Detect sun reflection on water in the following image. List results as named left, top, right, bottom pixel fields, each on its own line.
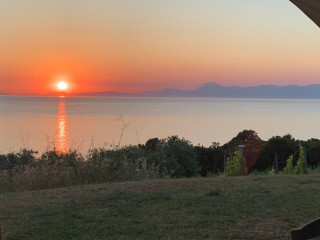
left=56, top=97, right=68, bottom=153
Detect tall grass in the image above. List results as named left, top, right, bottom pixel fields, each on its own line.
left=0, top=136, right=199, bottom=193
left=0, top=148, right=165, bottom=193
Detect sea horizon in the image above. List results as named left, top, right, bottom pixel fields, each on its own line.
left=4, top=81, right=320, bottom=99
left=2, top=95, right=320, bottom=154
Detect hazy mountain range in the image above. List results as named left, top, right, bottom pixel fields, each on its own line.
left=77, top=82, right=320, bottom=99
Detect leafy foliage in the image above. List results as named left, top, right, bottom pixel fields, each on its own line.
left=222, top=130, right=264, bottom=172
left=194, top=142, right=224, bottom=177
left=2, top=130, right=320, bottom=193
left=255, top=134, right=298, bottom=171
left=162, top=136, right=199, bottom=177
left=0, top=136, right=200, bottom=192
left=0, top=149, right=37, bottom=170
left=284, top=155, right=295, bottom=174
left=269, top=165, right=276, bottom=176
left=304, top=139, right=320, bottom=167
left=295, top=146, right=305, bottom=174
left=226, top=150, right=248, bottom=176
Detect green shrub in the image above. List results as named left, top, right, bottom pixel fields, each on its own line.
left=194, top=143, right=224, bottom=177
left=284, top=155, right=295, bottom=174
left=143, top=136, right=199, bottom=178
left=227, top=150, right=247, bottom=176
left=269, top=166, right=276, bottom=176
left=162, top=136, right=199, bottom=178
left=295, top=146, right=305, bottom=174
left=0, top=149, right=38, bottom=171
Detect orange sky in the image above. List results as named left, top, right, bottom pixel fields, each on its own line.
left=1, top=0, right=320, bottom=95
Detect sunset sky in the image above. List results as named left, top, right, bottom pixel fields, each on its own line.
left=1, top=0, right=320, bottom=94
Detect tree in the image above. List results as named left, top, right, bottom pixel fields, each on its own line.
left=143, top=136, right=199, bottom=178
left=194, top=143, right=224, bottom=176
left=163, top=136, right=199, bottom=178
left=304, top=139, right=320, bottom=167
left=223, top=130, right=264, bottom=172
left=255, top=134, right=298, bottom=171
left=226, top=150, right=247, bottom=176
left=144, top=138, right=164, bottom=152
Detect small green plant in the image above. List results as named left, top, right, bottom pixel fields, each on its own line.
left=226, top=150, right=247, bottom=176
left=269, top=165, right=276, bottom=176
left=284, top=155, right=295, bottom=174
left=295, top=146, right=305, bottom=174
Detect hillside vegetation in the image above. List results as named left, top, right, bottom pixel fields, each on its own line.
left=2, top=130, right=320, bottom=193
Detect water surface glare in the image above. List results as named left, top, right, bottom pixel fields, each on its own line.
left=1, top=96, right=320, bottom=153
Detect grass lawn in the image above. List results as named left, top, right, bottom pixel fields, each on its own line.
left=1, top=175, right=320, bottom=239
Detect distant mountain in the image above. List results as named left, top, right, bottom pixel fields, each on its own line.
left=77, top=82, right=320, bottom=99
left=0, top=92, right=6, bottom=95
left=79, top=91, right=139, bottom=97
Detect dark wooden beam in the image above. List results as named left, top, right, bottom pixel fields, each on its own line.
left=290, top=0, right=320, bottom=28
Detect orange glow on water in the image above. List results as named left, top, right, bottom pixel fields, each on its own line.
left=56, top=97, right=68, bottom=153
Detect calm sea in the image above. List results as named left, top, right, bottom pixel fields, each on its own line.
left=1, top=96, right=320, bottom=153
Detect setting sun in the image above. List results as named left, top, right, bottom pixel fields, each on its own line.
left=57, top=81, right=68, bottom=91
